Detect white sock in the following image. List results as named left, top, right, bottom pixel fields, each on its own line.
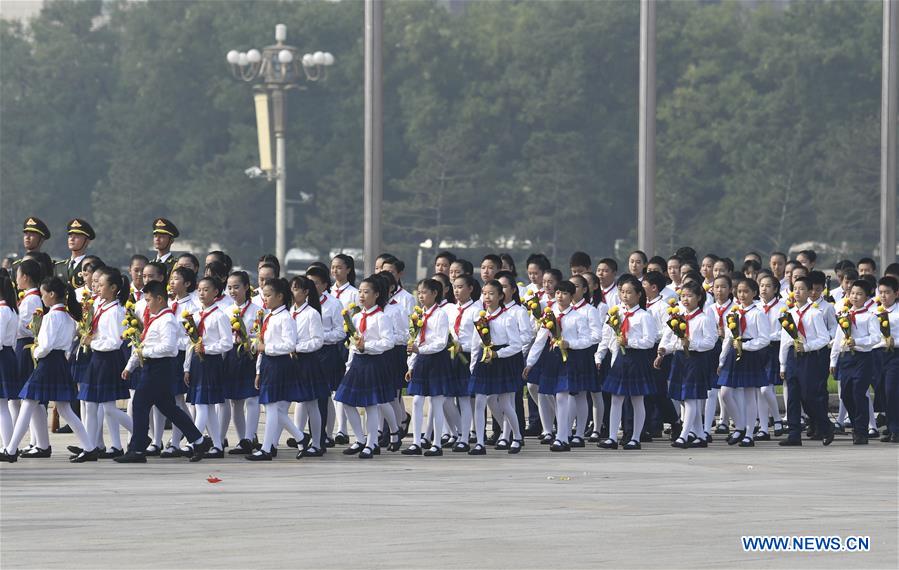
left=84, top=401, right=100, bottom=449
left=326, top=395, right=336, bottom=436
left=554, top=392, right=570, bottom=443
left=411, top=395, right=425, bottom=445
left=95, top=404, right=106, bottom=449
left=630, top=395, right=645, bottom=442
left=101, top=401, right=131, bottom=450
left=301, top=401, right=322, bottom=448
left=458, top=397, right=473, bottom=440
left=744, top=387, right=759, bottom=433
left=364, top=405, right=380, bottom=449
left=343, top=406, right=365, bottom=443
left=294, top=400, right=309, bottom=434
left=56, top=401, right=91, bottom=450
left=336, top=401, right=349, bottom=435
left=152, top=406, right=166, bottom=447
left=537, top=393, right=555, bottom=435
left=30, top=404, right=50, bottom=449
left=278, top=401, right=304, bottom=442
left=867, top=389, right=877, bottom=429
left=244, top=397, right=260, bottom=441
left=5, top=399, right=39, bottom=453
left=260, top=403, right=282, bottom=453
left=704, top=388, right=719, bottom=434
left=608, top=395, right=624, bottom=442
left=590, top=392, right=604, bottom=434
left=231, top=398, right=247, bottom=440
left=380, top=402, right=399, bottom=434
left=474, top=394, right=489, bottom=445
left=0, top=398, right=12, bottom=449
left=717, top=388, right=729, bottom=427
left=429, top=396, right=446, bottom=448
left=574, top=392, right=588, bottom=438
left=720, top=387, right=745, bottom=434
left=442, top=397, right=461, bottom=438
left=527, top=383, right=541, bottom=426
left=170, top=395, right=188, bottom=446
left=218, top=401, right=232, bottom=442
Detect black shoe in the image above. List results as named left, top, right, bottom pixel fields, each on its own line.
left=539, top=433, right=554, bottom=445
left=114, top=451, right=147, bottom=463
left=228, top=439, right=254, bottom=455
left=324, top=436, right=335, bottom=448
left=822, top=432, right=834, bottom=446
left=623, top=440, right=641, bottom=450
left=377, top=431, right=389, bottom=448
left=359, top=446, right=375, bottom=459
left=508, top=440, right=522, bottom=454
left=99, top=447, right=124, bottom=459
left=424, top=446, right=443, bottom=457
left=452, top=442, right=470, bottom=453
left=144, top=444, right=162, bottom=457
left=669, top=422, right=683, bottom=442
left=726, top=430, right=745, bottom=446
left=833, top=422, right=846, bottom=434
left=189, top=438, right=212, bottom=462
left=468, top=431, right=477, bottom=444
left=587, top=431, right=602, bottom=443
left=891, top=434, right=899, bottom=443
left=302, top=447, right=324, bottom=458
left=704, top=432, right=713, bottom=444
left=67, top=445, right=83, bottom=455
left=773, top=424, right=784, bottom=437
left=245, top=449, right=273, bottom=461
left=401, top=444, right=423, bottom=456
left=0, top=450, right=18, bottom=463
left=881, top=432, right=894, bottom=443
left=876, top=413, right=887, bottom=427
left=778, top=439, right=802, bottom=446
left=495, top=438, right=510, bottom=450
left=372, top=445, right=381, bottom=455
left=20, top=446, right=51, bottom=458
left=867, top=427, right=880, bottom=438
left=334, top=432, right=349, bottom=445
left=468, top=444, right=486, bottom=456
left=440, top=434, right=451, bottom=446
left=160, top=445, right=183, bottom=458
left=271, top=447, right=278, bottom=458
left=549, top=440, right=570, bottom=452
left=714, top=424, right=729, bottom=435
left=598, top=438, right=618, bottom=450
left=203, top=447, right=224, bottom=459
left=639, top=432, right=653, bottom=443
left=738, top=437, right=755, bottom=447
left=569, top=436, right=585, bottom=448
left=485, top=432, right=499, bottom=446
left=343, top=442, right=365, bottom=455
left=691, top=437, right=708, bottom=448
left=56, top=424, right=74, bottom=434
left=524, top=424, right=542, bottom=437
left=387, top=432, right=402, bottom=452
left=852, top=433, right=869, bottom=445
left=420, top=437, right=432, bottom=450
left=70, top=448, right=100, bottom=463
left=671, top=437, right=687, bottom=449
left=754, top=431, right=771, bottom=441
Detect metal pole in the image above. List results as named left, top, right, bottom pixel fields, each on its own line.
left=881, top=0, right=898, bottom=270
left=363, top=0, right=384, bottom=276
left=272, top=89, right=287, bottom=263
left=637, top=0, right=656, bottom=256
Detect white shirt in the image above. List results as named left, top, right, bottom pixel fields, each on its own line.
left=16, top=289, right=42, bottom=339
left=526, top=305, right=591, bottom=367
left=330, top=283, right=359, bottom=310
left=170, top=295, right=201, bottom=352
left=779, top=301, right=831, bottom=372
left=184, top=305, right=234, bottom=371
left=709, top=299, right=735, bottom=338
left=214, top=294, right=236, bottom=312
left=319, top=293, right=345, bottom=345
left=88, top=300, right=126, bottom=352
left=572, top=299, right=606, bottom=345
left=32, top=304, right=75, bottom=359
left=598, top=283, right=619, bottom=309
left=0, top=303, right=17, bottom=347
left=255, top=306, right=298, bottom=374
left=718, top=303, right=771, bottom=368
left=407, top=304, right=449, bottom=368
left=644, top=295, right=669, bottom=344
left=830, top=305, right=882, bottom=366
left=229, top=299, right=264, bottom=349
left=347, top=306, right=395, bottom=366
left=812, top=297, right=838, bottom=339
left=390, top=288, right=416, bottom=317
left=661, top=284, right=680, bottom=302
left=445, top=299, right=482, bottom=352
left=659, top=307, right=717, bottom=354
left=596, top=305, right=659, bottom=364
left=758, top=297, right=787, bottom=342
left=292, top=302, right=324, bottom=354
left=126, top=308, right=178, bottom=371
left=874, top=303, right=899, bottom=349
left=505, top=302, right=534, bottom=355
left=469, top=306, right=524, bottom=372
left=384, top=301, right=407, bottom=346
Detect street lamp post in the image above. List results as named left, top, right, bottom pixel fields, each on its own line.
left=226, top=24, right=334, bottom=262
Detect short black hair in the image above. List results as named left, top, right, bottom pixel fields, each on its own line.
left=143, top=280, right=167, bottom=298
left=807, top=270, right=827, bottom=287
left=798, top=249, right=818, bottom=263
left=857, top=257, right=877, bottom=271
left=569, top=251, right=591, bottom=269
left=644, top=271, right=667, bottom=292
left=597, top=258, right=618, bottom=272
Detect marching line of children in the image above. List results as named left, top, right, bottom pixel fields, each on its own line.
left=2, top=215, right=899, bottom=465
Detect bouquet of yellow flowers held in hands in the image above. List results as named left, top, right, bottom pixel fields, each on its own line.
left=24, top=308, right=45, bottom=367
left=605, top=306, right=626, bottom=355
left=836, top=300, right=855, bottom=354
left=538, top=307, right=568, bottom=362
left=665, top=301, right=690, bottom=356
left=76, top=297, right=95, bottom=356
left=341, top=303, right=362, bottom=347
left=230, top=307, right=253, bottom=356
left=120, top=315, right=143, bottom=366
left=474, top=310, right=495, bottom=363
left=778, top=308, right=804, bottom=355
left=408, top=306, right=425, bottom=348
left=446, top=333, right=468, bottom=364
left=522, top=290, right=543, bottom=321
left=726, top=306, right=743, bottom=361
left=877, top=305, right=892, bottom=352
left=251, top=309, right=265, bottom=352
left=181, top=311, right=205, bottom=360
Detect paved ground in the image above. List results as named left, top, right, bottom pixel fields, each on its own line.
left=1, top=426, right=896, bottom=570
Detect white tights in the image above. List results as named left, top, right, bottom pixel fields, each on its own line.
left=0, top=398, right=13, bottom=448
left=193, top=403, right=222, bottom=449
left=590, top=392, right=604, bottom=435
left=720, top=386, right=753, bottom=434
left=293, top=399, right=322, bottom=449
left=84, top=401, right=132, bottom=451
left=573, top=392, right=589, bottom=438
left=608, top=394, right=645, bottom=443
left=537, top=392, right=555, bottom=435
left=5, top=400, right=89, bottom=454
left=342, top=405, right=381, bottom=449
left=554, top=392, right=572, bottom=443
left=758, top=385, right=782, bottom=433
left=219, top=397, right=259, bottom=442
left=413, top=395, right=447, bottom=448
left=154, top=394, right=190, bottom=447
left=260, top=401, right=304, bottom=453
left=682, top=399, right=703, bottom=438
left=704, top=388, right=720, bottom=435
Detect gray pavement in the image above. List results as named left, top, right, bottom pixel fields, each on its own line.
left=1, top=428, right=897, bottom=570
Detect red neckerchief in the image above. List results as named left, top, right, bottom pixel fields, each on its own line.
left=17, top=289, right=39, bottom=308
left=572, top=299, right=587, bottom=311
left=214, top=294, right=225, bottom=304
left=142, top=304, right=151, bottom=325
left=850, top=307, right=868, bottom=327
left=600, top=284, right=615, bottom=304
left=454, top=300, right=473, bottom=335
left=141, top=308, right=173, bottom=342
left=50, top=305, right=67, bottom=313
left=714, top=300, right=733, bottom=329
left=485, top=306, right=506, bottom=323
left=556, top=307, right=571, bottom=334
left=684, top=307, right=703, bottom=338
left=737, top=304, right=755, bottom=335
left=334, top=284, right=350, bottom=299
left=197, top=306, right=219, bottom=336
left=237, top=301, right=251, bottom=319
left=546, top=299, right=555, bottom=309
left=762, top=298, right=779, bottom=314
left=291, top=303, right=309, bottom=320
left=419, top=304, right=437, bottom=344
left=133, top=289, right=143, bottom=302
left=620, top=307, right=637, bottom=345
left=360, top=306, right=382, bottom=334
left=90, top=300, right=117, bottom=334
left=796, top=302, right=813, bottom=338
left=319, top=293, right=327, bottom=305
left=646, top=296, right=662, bottom=309
left=260, top=306, right=285, bottom=341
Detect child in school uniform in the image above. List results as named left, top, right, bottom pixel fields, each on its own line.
left=539, top=269, right=563, bottom=311
left=377, top=270, right=408, bottom=446
left=287, top=276, right=327, bottom=458
left=757, top=272, right=786, bottom=438
left=777, top=276, right=834, bottom=446
left=595, top=274, right=658, bottom=450
left=830, top=279, right=882, bottom=444
left=524, top=281, right=593, bottom=451
left=306, top=266, right=346, bottom=449
left=571, top=274, right=608, bottom=444
left=595, top=258, right=620, bottom=309
left=706, top=275, right=735, bottom=441
left=495, top=271, right=533, bottom=447
left=875, top=276, right=899, bottom=443
left=183, top=277, right=234, bottom=458
left=334, top=277, right=398, bottom=459
left=1, top=278, right=93, bottom=463
left=447, top=275, right=482, bottom=452
left=655, top=281, right=716, bottom=448
left=76, top=267, right=134, bottom=459
left=403, top=278, right=453, bottom=456
left=222, top=271, right=263, bottom=455
left=643, top=271, right=681, bottom=441
left=423, top=272, right=462, bottom=446
left=468, top=279, right=524, bottom=455
left=330, top=254, right=359, bottom=310
left=717, top=278, right=771, bottom=447
left=0, top=274, right=20, bottom=449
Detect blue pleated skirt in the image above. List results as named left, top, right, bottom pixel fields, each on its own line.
left=707, top=338, right=723, bottom=390
left=764, top=341, right=783, bottom=385
left=408, top=349, right=456, bottom=397
left=667, top=350, right=712, bottom=400
left=293, top=351, right=326, bottom=403
left=527, top=343, right=557, bottom=386
left=15, top=337, right=34, bottom=386
left=602, top=348, right=655, bottom=396
left=187, top=353, right=225, bottom=405
left=387, top=345, right=408, bottom=391
left=335, top=353, right=394, bottom=407
left=258, top=354, right=302, bottom=404
left=19, top=350, right=77, bottom=402
left=0, top=346, right=20, bottom=400
left=70, top=348, right=92, bottom=389
left=121, top=342, right=142, bottom=391
left=717, top=346, right=768, bottom=388
left=79, top=349, right=129, bottom=402
left=448, top=351, right=473, bottom=397
left=542, top=347, right=595, bottom=395
left=170, top=350, right=188, bottom=396
left=223, top=347, right=258, bottom=400
left=469, top=352, right=524, bottom=396
left=317, top=343, right=346, bottom=392
left=583, top=345, right=603, bottom=392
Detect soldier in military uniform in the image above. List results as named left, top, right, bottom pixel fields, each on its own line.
left=11, top=217, right=51, bottom=275
left=53, top=218, right=95, bottom=289
left=151, top=218, right=179, bottom=280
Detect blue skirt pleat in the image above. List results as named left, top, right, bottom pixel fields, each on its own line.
left=14, top=337, right=34, bottom=386
left=335, top=353, right=394, bottom=406
left=0, top=345, right=21, bottom=399
left=667, top=350, right=712, bottom=400
left=19, top=350, right=77, bottom=402
left=79, top=349, right=129, bottom=402
left=408, top=349, right=457, bottom=397
left=468, top=352, right=524, bottom=396
left=602, top=348, right=655, bottom=396
left=717, top=346, right=768, bottom=388
left=293, top=351, right=326, bottom=403
left=187, top=353, right=225, bottom=405
left=258, top=354, right=302, bottom=404
left=223, top=347, right=258, bottom=400
left=386, top=345, right=408, bottom=391
left=448, top=351, right=473, bottom=397
left=318, top=343, right=346, bottom=392
left=764, top=342, right=783, bottom=386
